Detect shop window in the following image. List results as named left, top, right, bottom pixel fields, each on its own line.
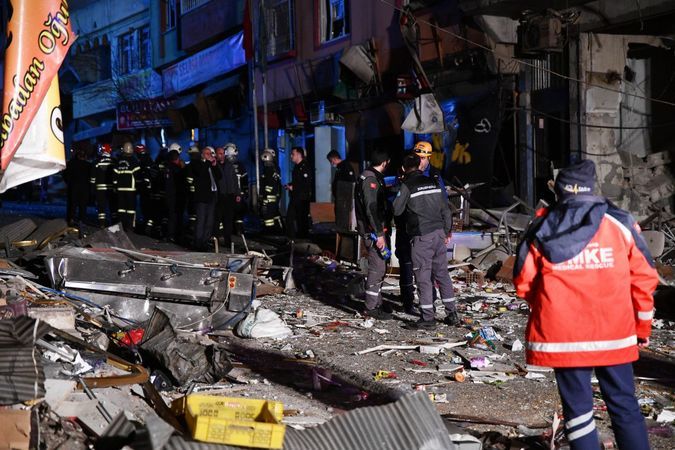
left=317, top=0, right=349, bottom=44
left=264, top=0, right=295, bottom=59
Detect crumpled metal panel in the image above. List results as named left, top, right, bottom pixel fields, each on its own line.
left=44, top=250, right=256, bottom=330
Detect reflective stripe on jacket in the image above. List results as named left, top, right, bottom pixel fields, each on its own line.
left=514, top=201, right=658, bottom=368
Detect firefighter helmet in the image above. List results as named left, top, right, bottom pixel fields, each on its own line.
left=168, top=142, right=182, bottom=153
left=188, top=145, right=200, bottom=154
left=261, top=148, right=275, bottom=163
left=122, top=142, right=134, bottom=155
left=99, top=143, right=112, bottom=155
left=134, top=144, right=147, bottom=154
left=414, top=141, right=433, bottom=157
left=223, top=143, right=238, bottom=161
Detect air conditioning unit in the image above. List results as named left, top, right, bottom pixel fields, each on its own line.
left=518, top=15, right=563, bottom=54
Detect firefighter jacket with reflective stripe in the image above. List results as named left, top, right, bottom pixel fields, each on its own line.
left=232, top=161, right=248, bottom=197
left=354, top=167, right=390, bottom=238
left=513, top=197, right=658, bottom=368
left=260, top=165, right=281, bottom=204
left=113, top=158, right=141, bottom=192
left=393, top=170, right=452, bottom=237
left=91, top=155, right=115, bottom=191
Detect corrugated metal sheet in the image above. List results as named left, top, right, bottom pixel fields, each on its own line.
left=0, top=315, right=50, bottom=345
left=163, top=393, right=455, bottom=450
left=0, top=317, right=48, bottom=405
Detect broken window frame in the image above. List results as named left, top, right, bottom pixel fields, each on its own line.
left=263, top=0, right=296, bottom=61
left=317, top=0, right=350, bottom=45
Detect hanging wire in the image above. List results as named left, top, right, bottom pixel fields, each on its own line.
left=378, top=0, right=675, bottom=108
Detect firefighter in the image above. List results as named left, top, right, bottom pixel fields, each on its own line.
left=259, top=148, right=283, bottom=231
left=135, top=144, right=154, bottom=233
left=393, top=154, right=458, bottom=329
left=163, top=149, right=187, bottom=243
left=90, top=143, right=115, bottom=227
left=514, top=160, right=658, bottom=450
left=64, top=149, right=92, bottom=226
left=184, top=144, right=201, bottom=232
left=224, top=143, right=248, bottom=235
left=354, top=148, right=391, bottom=320
left=113, top=142, right=141, bottom=230
left=285, top=146, right=313, bottom=239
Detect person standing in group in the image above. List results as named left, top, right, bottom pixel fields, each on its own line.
left=163, top=150, right=186, bottom=243
left=414, top=141, right=447, bottom=195
left=192, top=146, right=220, bottom=251
left=64, top=149, right=91, bottom=227
left=285, top=147, right=313, bottom=239
left=393, top=154, right=458, bottom=329
left=134, top=144, right=154, bottom=234
left=113, top=142, right=141, bottom=231
left=354, top=148, right=392, bottom=320
left=223, top=143, right=248, bottom=235
left=90, top=143, right=115, bottom=228
left=215, top=146, right=238, bottom=248
left=326, top=149, right=356, bottom=204
left=259, top=149, right=283, bottom=232
left=514, top=160, right=658, bottom=450
left=184, top=144, right=202, bottom=232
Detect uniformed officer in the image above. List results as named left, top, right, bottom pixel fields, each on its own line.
left=90, top=143, right=115, bottom=227
left=151, top=146, right=169, bottom=237
left=224, top=143, right=248, bottom=235
left=259, top=148, right=283, bottom=231
left=135, top=144, right=154, bottom=233
left=64, top=149, right=91, bottom=226
left=393, top=153, right=458, bottom=329
left=184, top=144, right=201, bottom=231
left=285, top=146, right=313, bottom=239
left=354, top=148, right=392, bottom=320
left=163, top=150, right=186, bottom=243
left=215, top=146, right=238, bottom=248
left=396, top=141, right=449, bottom=313
left=326, top=149, right=356, bottom=201
left=113, top=142, right=141, bottom=231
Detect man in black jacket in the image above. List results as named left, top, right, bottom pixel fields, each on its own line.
left=192, top=146, right=220, bottom=251
left=354, top=148, right=392, bottom=320
left=285, top=147, right=313, bottom=239
left=163, top=150, right=186, bottom=243
left=393, top=154, right=458, bottom=329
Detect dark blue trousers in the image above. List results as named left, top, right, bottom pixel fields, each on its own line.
left=555, top=363, right=649, bottom=450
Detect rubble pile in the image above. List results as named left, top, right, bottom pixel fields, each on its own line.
left=0, top=219, right=671, bottom=450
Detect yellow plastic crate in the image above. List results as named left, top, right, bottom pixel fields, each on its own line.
left=172, top=395, right=286, bottom=449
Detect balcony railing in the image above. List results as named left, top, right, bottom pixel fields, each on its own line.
left=180, top=0, right=211, bottom=14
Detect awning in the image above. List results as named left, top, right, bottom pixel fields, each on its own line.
left=201, top=74, right=240, bottom=97
left=170, top=93, right=197, bottom=110
left=72, top=120, right=115, bottom=142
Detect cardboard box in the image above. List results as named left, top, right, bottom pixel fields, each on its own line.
left=0, top=409, right=31, bottom=450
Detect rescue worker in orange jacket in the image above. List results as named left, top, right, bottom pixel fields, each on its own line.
left=514, top=160, right=658, bottom=450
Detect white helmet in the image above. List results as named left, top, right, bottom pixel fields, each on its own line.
left=122, top=141, right=133, bottom=155
left=168, top=142, right=182, bottom=153
left=188, top=144, right=200, bottom=155
left=223, top=142, right=238, bottom=161
left=261, top=148, right=275, bottom=163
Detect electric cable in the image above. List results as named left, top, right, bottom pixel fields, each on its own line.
left=379, top=0, right=675, bottom=108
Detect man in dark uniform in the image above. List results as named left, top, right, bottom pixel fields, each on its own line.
left=163, top=150, right=186, bottom=243
left=113, top=142, right=141, bottom=231
left=354, top=148, right=392, bottom=320
left=64, top=149, right=91, bottom=226
left=192, top=146, right=220, bottom=251
left=285, top=146, right=313, bottom=239
left=393, top=154, right=458, bottom=329
left=151, top=147, right=169, bottom=237
left=260, top=148, right=283, bottom=232
left=134, top=144, right=154, bottom=234
left=326, top=149, right=355, bottom=202
left=184, top=144, right=201, bottom=232
left=90, top=143, right=115, bottom=227
left=215, top=146, right=238, bottom=248
left=223, top=143, right=248, bottom=235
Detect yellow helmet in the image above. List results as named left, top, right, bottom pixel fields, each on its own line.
left=414, top=141, right=432, bottom=157
left=122, top=142, right=133, bottom=155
